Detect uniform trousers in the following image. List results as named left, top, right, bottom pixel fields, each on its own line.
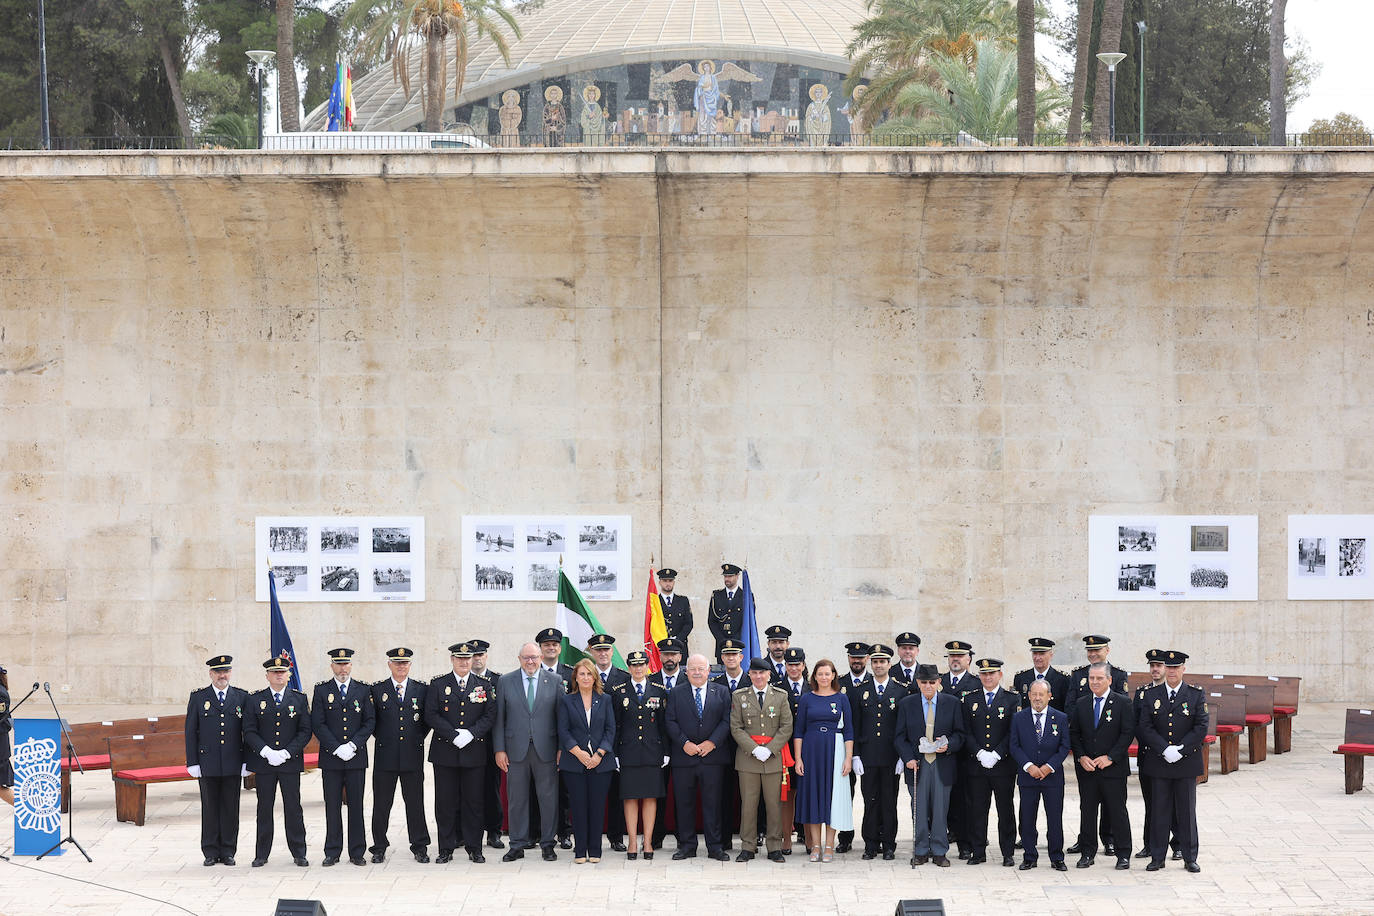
left=966, top=766, right=1017, bottom=858
left=737, top=770, right=783, bottom=852
left=371, top=767, right=430, bottom=855
left=564, top=769, right=612, bottom=858
left=198, top=774, right=241, bottom=860
left=947, top=756, right=971, bottom=852
left=859, top=769, right=901, bottom=853
left=482, top=755, right=504, bottom=837
left=1017, top=780, right=1064, bottom=863
left=1139, top=774, right=1179, bottom=852
left=322, top=769, right=367, bottom=859
left=1075, top=772, right=1130, bottom=858
left=433, top=763, right=485, bottom=853
left=674, top=764, right=725, bottom=853
left=906, top=760, right=951, bottom=857
left=254, top=770, right=306, bottom=860
left=1149, top=775, right=1199, bottom=863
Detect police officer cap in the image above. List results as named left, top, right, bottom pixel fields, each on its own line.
left=468, top=639, right=491, bottom=653
left=263, top=656, right=290, bottom=671
left=895, top=632, right=921, bottom=647
left=944, top=640, right=972, bottom=655
left=1145, top=648, right=1166, bottom=663
left=783, top=647, right=806, bottom=664
left=1082, top=634, right=1111, bottom=649
left=721, top=563, right=742, bottom=575
left=626, top=650, right=649, bottom=666
left=385, top=647, right=414, bottom=661
left=206, top=655, right=233, bottom=669
left=587, top=633, right=616, bottom=650
left=448, top=642, right=476, bottom=658
left=844, top=641, right=871, bottom=657
left=1163, top=650, right=1189, bottom=666
left=764, top=625, right=792, bottom=639
left=656, top=637, right=685, bottom=654
left=975, top=658, right=1003, bottom=673
left=657, top=568, right=678, bottom=579
left=748, top=657, right=773, bottom=672
left=536, top=627, right=563, bottom=644
left=719, top=639, right=744, bottom=654
left=1028, top=637, right=1056, bottom=651
left=327, top=648, right=355, bottom=662
left=914, top=663, right=942, bottom=682
left=868, top=644, right=895, bottom=660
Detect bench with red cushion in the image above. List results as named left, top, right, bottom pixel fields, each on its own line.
left=1204, top=690, right=1246, bottom=775
left=57, top=716, right=183, bottom=813
left=1334, top=709, right=1374, bottom=794
left=1198, top=681, right=1274, bottom=765
left=107, top=732, right=198, bottom=826
left=1191, top=673, right=1301, bottom=754
left=1126, top=705, right=1218, bottom=784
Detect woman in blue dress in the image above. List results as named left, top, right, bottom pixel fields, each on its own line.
left=791, top=658, right=853, bottom=862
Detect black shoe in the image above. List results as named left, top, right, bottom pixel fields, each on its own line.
left=414, top=852, right=430, bottom=864
left=735, top=850, right=755, bottom=862
left=487, top=833, right=505, bottom=849
left=1002, top=856, right=1015, bottom=867
left=1104, top=843, right=1115, bottom=856
left=781, top=849, right=792, bottom=856
left=1067, top=842, right=1083, bottom=855
left=1076, top=855, right=1095, bottom=868
left=1146, top=860, right=1165, bottom=871
left=1051, top=860, right=1068, bottom=871
left=861, top=849, right=878, bottom=860
left=293, top=857, right=309, bottom=867
left=957, top=849, right=970, bottom=860
left=967, top=853, right=987, bottom=865
left=322, top=856, right=339, bottom=866
left=523, top=841, right=538, bottom=850
left=541, top=846, right=557, bottom=861
left=251, top=858, right=267, bottom=868
left=835, top=842, right=851, bottom=854
left=1172, top=849, right=1183, bottom=861
left=203, top=857, right=217, bottom=867
left=1018, top=860, right=1037, bottom=870
left=883, top=851, right=896, bottom=861
left=558, top=835, right=573, bottom=850
left=349, top=857, right=366, bottom=866
left=709, top=850, right=731, bottom=861
left=221, top=856, right=236, bottom=867
left=610, top=840, right=627, bottom=852
left=1184, top=860, right=1201, bottom=873
left=1116, top=858, right=1130, bottom=870
left=911, top=854, right=928, bottom=866
left=502, top=848, right=524, bottom=862
left=672, top=849, right=696, bottom=860
left=932, top=855, right=950, bottom=867
left=469, top=851, right=485, bottom=863
left=371, top=853, right=385, bottom=864
left=436, top=852, right=453, bottom=864
left=768, top=851, right=785, bottom=863
left=643, top=852, right=654, bottom=860
left=1136, top=847, right=1152, bottom=858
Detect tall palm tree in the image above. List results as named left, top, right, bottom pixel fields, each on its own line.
left=1269, top=0, right=1287, bottom=145
left=343, top=0, right=521, bottom=132
left=277, top=0, right=301, bottom=132
left=1066, top=0, right=1092, bottom=143
left=1090, top=0, right=1126, bottom=142
left=1016, top=0, right=1035, bottom=145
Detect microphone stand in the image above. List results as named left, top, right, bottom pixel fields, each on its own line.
left=37, top=683, right=92, bottom=862
left=0, top=683, right=42, bottom=861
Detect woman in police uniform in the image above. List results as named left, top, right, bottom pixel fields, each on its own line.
left=613, top=650, right=670, bottom=859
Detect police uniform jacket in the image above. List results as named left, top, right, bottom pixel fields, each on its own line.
left=941, top=670, right=980, bottom=703
left=659, top=592, right=693, bottom=645
left=597, top=666, right=632, bottom=693
left=424, top=671, right=496, bottom=768
left=1066, top=664, right=1129, bottom=709
left=850, top=677, right=909, bottom=767
left=243, top=687, right=311, bottom=774
left=1135, top=682, right=1209, bottom=780
left=611, top=679, right=670, bottom=766
left=185, top=684, right=250, bottom=776
left=783, top=679, right=810, bottom=719
left=729, top=683, right=793, bottom=774
left=707, top=588, right=744, bottom=650
left=1067, top=689, right=1135, bottom=774
left=960, top=685, right=1020, bottom=775
left=371, top=677, right=430, bottom=771
left=891, top=663, right=921, bottom=687
left=540, top=664, right=573, bottom=687
left=310, top=678, right=376, bottom=770
left=648, top=669, right=686, bottom=692
left=1012, top=666, right=1071, bottom=712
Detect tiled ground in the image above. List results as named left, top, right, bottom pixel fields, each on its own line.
left=2, top=702, right=1372, bottom=916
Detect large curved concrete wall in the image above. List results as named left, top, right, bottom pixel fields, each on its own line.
left=2, top=149, right=1372, bottom=703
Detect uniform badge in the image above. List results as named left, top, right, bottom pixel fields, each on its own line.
left=1105, top=709, right=1113, bottom=722
left=411, top=698, right=420, bottom=710
left=1181, top=703, right=1189, bottom=715
left=470, top=687, right=487, bottom=703
left=260, top=700, right=267, bottom=710
left=204, top=701, right=211, bottom=711
left=444, top=685, right=451, bottom=696
left=646, top=697, right=661, bottom=709
left=863, top=691, right=870, bottom=700
left=997, top=706, right=1005, bottom=718
left=1080, top=678, right=1087, bottom=686
left=353, top=699, right=361, bottom=712
left=235, top=705, right=242, bottom=718
left=328, top=693, right=335, bottom=704
left=624, top=698, right=631, bottom=708
left=288, top=705, right=297, bottom=718
left=972, top=703, right=979, bottom=712
left=1051, top=723, right=1059, bottom=736
left=382, top=692, right=389, bottom=703
left=1154, top=699, right=1161, bottom=710
left=414, top=712, right=421, bottom=722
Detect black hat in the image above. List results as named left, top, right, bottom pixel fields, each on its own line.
left=536, top=627, right=564, bottom=644
left=914, top=663, right=941, bottom=682
left=783, top=647, right=806, bottom=664
left=1028, top=637, right=1056, bottom=651
left=868, top=643, right=894, bottom=660
left=657, top=637, right=684, bottom=654
left=385, top=647, right=415, bottom=661
left=448, top=642, right=476, bottom=658
left=587, top=633, right=616, bottom=650
left=764, top=625, right=792, bottom=640
left=1082, top=634, right=1111, bottom=649
left=327, top=648, right=355, bottom=663
left=263, top=657, right=290, bottom=671
left=844, top=641, right=871, bottom=657
left=469, top=639, right=490, bottom=653
left=944, top=640, right=972, bottom=655
left=1163, top=650, right=1189, bottom=667
left=721, top=563, right=742, bottom=575
left=719, top=639, right=744, bottom=654
left=626, top=650, right=650, bottom=666
left=895, top=632, right=921, bottom=647
left=657, top=568, right=677, bottom=580
left=1145, top=648, right=1166, bottom=663
left=206, top=655, right=233, bottom=670
left=748, top=657, right=773, bottom=672
left=975, top=658, right=1003, bottom=674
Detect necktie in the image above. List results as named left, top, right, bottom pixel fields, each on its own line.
left=1035, top=712, right=1044, bottom=738
left=793, top=683, right=800, bottom=696
left=1093, top=695, right=1102, bottom=726
left=636, top=683, right=644, bottom=701
left=665, top=595, right=671, bottom=606
left=273, top=692, right=282, bottom=706
left=924, top=699, right=937, bottom=762
left=601, top=671, right=608, bottom=686
left=777, top=663, right=784, bottom=678
left=987, top=692, right=995, bottom=705
left=217, top=690, right=225, bottom=705
left=1169, top=689, right=1177, bottom=703
left=694, top=688, right=704, bottom=718
left=905, top=668, right=912, bottom=681
left=665, top=676, right=674, bottom=690
left=526, top=675, right=536, bottom=711
left=729, top=679, right=736, bottom=691
left=757, top=690, right=765, bottom=708
left=397, top=683, right=404, bottom=703
left=458, top=679, right=466, bottom=693
left=877, top=683, right=884, bottom=697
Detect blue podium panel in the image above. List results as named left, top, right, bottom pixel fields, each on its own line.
left=13, top=718, right=64, bottom=856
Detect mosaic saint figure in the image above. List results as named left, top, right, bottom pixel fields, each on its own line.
left=498, top=89, right=522, bottom=147
left=543, top=84, right=566, bottom=146
left=845, top=84, right=868, bottom=140
left=804, top=84, right=832, bottom=147
left=660, top=60, right=761, bottom=136
left=580, top=84, right=607, bottom=146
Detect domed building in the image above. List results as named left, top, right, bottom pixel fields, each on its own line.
left=305, top=0, right=872, bottom=144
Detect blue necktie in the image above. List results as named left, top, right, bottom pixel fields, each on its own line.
left=877, top=683, right=884, bottom=697
left=274, top=692, right=282, bottom=707
left=1094, top=695, right=1103, bottom=726
left=694, top=688, right=704, bottom=719
left=1035, top=712, right=1044, bottom=738
left=636, top=683, right=644, bottom=701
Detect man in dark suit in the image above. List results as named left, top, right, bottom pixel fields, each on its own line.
left=425, top=642, right=496, bottom=863
left=891, top=632, right=921, bottom=686
left=1065, top=634, right=1130, bottom=857
left=1012, top=637, right=1071, bottom=712
left=311, top=647, right=376, bottom=866
left=470, top=638, right=509, bottom=850
left=1068, top=661, right=1135, bottom=870
left=895, top=664, right=967, bottom=867
left=763, top=625, right=791, bottom=684
left=533, top=628, right=574, bottom=849
left=186, top=654, right=249, bottom=866
left=1133, top=649, right=1178, bottom=859
left=961, top=658, right=1020, bottom=867
left=1136, top=650, right=1208, bottom=873
left=850, top=643, right=908, bottom=861
left=707, top=563, right=746, bottom=662
left=369, top=647, right=431, bottom=864
left=647, top=637, right=686, bottom=851
left=243, top=655, right=311, bottom=868
left=493, top=643, right=564, bottom=862
left=665, top=653, right=732, bottom=860
left=836, top=641, right=870, bottom=853
left=1010, top=680, right=1070, bottom=870
left=586, top=633, right=630, bottom=850
left=657, top=568, right=693, bottom=653
left=940, top=640, right=977, bottom=859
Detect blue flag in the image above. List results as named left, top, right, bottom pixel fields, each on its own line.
left=326, top=63, right=344, bottom=131
left=268, top=569, right=303, bottom=692
left=740, top=568, right=762, bottom=664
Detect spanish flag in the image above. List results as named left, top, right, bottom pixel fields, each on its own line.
left=642, top=566, right=667, bottom=671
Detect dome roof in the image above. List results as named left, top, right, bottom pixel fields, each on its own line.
left=310, top=0, right=867, bottom=131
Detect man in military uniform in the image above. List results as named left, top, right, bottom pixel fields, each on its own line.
left=311, top=647, right=376, bottom=866
left=707, top=563, right=746, bottom=662
left=940, top=640, right=977, bottom=859
left=425, top=642, right=497, bottom=863
left=782, top=647, right=809, bottom=702
left=369, top=647, right=431, bottom=863
left=1134, top=649, right=1178, bottom=860
left=657, top=568, right=693, bottom=653
left=1137, top=650, right=1207, bottom=873
left=961, top=658, right=1020, bottom=867
left=244, top=655, right=311, bottom=868
left=470, top=638, right=507, bottom=849
left=713, top=639, right=748, bottom=849
left=1065, top=635, right=1128, bottom=857
left=1013, top=637, right=1070, bottom=712
left=850, top=643, right=908, bottom=860
left=891, top=633, right=921, bottom=685
left=764, top=625, right=791, bottom=683
left=588, top=633, right=630, bottom=850
left=186, top=655, right=249, bottom=866
left=730, top=657, right=794, bottom=863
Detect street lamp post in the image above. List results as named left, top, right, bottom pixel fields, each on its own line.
left=1136, top=22, right=1147, bottom=145
left=246, top=50, right=276, bottom=149
left=1096, top=51, right=1127, bottom=143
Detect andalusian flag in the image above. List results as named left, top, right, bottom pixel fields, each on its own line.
left=642, top=566, right=667, bottom=671
left=556, top=567, right=626, bottom=668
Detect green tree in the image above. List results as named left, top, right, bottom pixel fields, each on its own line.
left=1090, top=0, right=1124, bottom=141
left=1304, top=113, right=1371, bottom=146
left=1016, top=0, right=1035, bottom=143
left=276, top=0, right=300, bottom=130
left=1065, top=0, right=1092, bottom=141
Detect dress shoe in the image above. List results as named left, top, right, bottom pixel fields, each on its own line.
left=1051, top=860, right=1068, bottom=871
left=371, top=853, right=385, bottom=864
left=322, top=856, right=339, bottom=866
left=768, top=851, right=785, bottom=863
left=1018, top=860, right=1037, bottom=870
left=293, top=857, right=309, bottom=867
left=1146, top=860, right=1165, bottom=871
left=933, top=855, right=950, bottom=867
left=203, top=857, right=217, bottom=867
left=627, top=852, right=638, bottom=860
left=251, top=858, right=267, bottom=868
left=1115, top=858, right=1130, bottom=870
left=1076, top=855, right=1095, bottom=868
left=835, top=842, right=851, bottom=854
left=588, top=857, right=601, bottom=863
left=957, top=849, right=970, bottom=860
left=541, top=846, right=557, bottom=861
left=414, top=852, right=430, bottom=864
left=574, top=857, right=587, bottom=864
left=221, top=856, right=236, bottom=867
left=672, top=849, right=695, bottom=860
left=502, top=848, right=524, bottom=862
left=736, top=850, right=755, bottom=862
left=523, top=841, right=538, bottom=850
left=710, top=850, right=731, bottom=861
left=883, top=851, right=896, bottom=861
left=436, top=852, right=453, bottom=864
left=558, top=836, right=572, bottom=850
left=1002, top=856, right=1015, bottom=867
left=469, top=851, right=485, bottom=863
left=487, top=833, right=506, bottom=849
left=781, top=848, right=792, bottom=855
left=1184, top=860, right=1201, bottom=873
left=967, top=853, right=987, bottom=865
left=1067, top=842, right=1083, bottom=855
left=862, top=849, right=877, bottom=860
left=610, top=840, right=627, bottom=852
left=910, top=855, right=928, bottom=867
left=1172, top=849, right=1183, bottom=861
left=349, top=857, right=366, bottom=866
left=1104, top=843, right=1115, bottom=856
left=1136, top=847, right=1152, bottom=858
left=643, top=852, right=654, bottom=861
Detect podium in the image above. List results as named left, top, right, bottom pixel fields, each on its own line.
left=11, top=718, right=64, bottom=856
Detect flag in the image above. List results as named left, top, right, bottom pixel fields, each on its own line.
left=268, top=568, right=303, bottom=692
left=342, top=64, right=354, bottom=130
left=740, top=567, right=762, bottom=664
left=556, top=567, right=626, bottom=669
left=326, top=63, right=354, bottom=132
left=642, top=566, right=667, bottom=672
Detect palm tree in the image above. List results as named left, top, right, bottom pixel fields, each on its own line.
left=1066, top=0, right=1092, bottom=142
left=277, top=0, right=301, bottom=132
left=1090, top=0, right=1126, bottom=142
left=1016, top=0, right=1034, bottom=145
left=1269, top=0, right=1287, bottom=145
left=343, top=0, right=521, bottom=133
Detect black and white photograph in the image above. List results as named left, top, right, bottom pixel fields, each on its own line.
left=373, top=526, right=411, bottom=553
left=1297, top=537, right=1326, bottom=577
left=1118, top=563, right=1156, bottom=592
left=373, top=565, right=412, bottom=593
left=578, top=561, right=618, bottom=592
left=322, top=565, right=360, bottom=592
left=1118, top=525, right=1156, bottom=552
left=270, top=526, right=308, bottom=553
left=1191, top=525, right=1229, bottom=552
left=580, top=524, right=618, bottom=551
left=1190, top=563, right=1230, bottom=591
left=474, top=562, right=515, bottom=592
left=476, top=525, right=516, bottom=552
left=528, top=562, right=559, bottom=591
left=275, top=565, right=308, bottom=593
left=527, top=524, right=565, bottom=552
left=321, top=526, right=359, bottom=553
left=1340, top=538, right=1368, bottom=577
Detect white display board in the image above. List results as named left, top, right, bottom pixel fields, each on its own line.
left=1088, top=515, right=1258, bottom=601
left=255, top=516, right=425, bottom=602
left=461, top=515, right=631, bottom=601
left=1287, top=515, right=1374, bottom=599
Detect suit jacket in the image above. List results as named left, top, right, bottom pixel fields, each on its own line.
left=371, top=678, right=430, bottom=771
left=707, top=588, right=744, bottom=651
left=659, top=592, right=693, bottom=646
left=850, top=677, right=909, bottom=767
left=556, top=691, right=617, bottom=773
left=1012, top=666, right=1072, bottom=712
left=1009, top=705, right=1070, bottom=788
left=894, top=691, right=967, bottom=785
left=493, top=667, right=563, bottom=763
left=960, top=685, right=1020, bottom=775
left=1065, top=664, right=1129, bottom=709
left=1067, top=689, right=1135, bottom=778
left=730, top=683, right=794, bottom=774
left=310, top=678, right=376, bottom=770
left=1135, top=682, right=1209, bottom=779
left=665, top=680, right=732, bottom=767
left=424, top=672, right=496, bottom=768
left=611, top=678, right=670, bottom=765
left=185, top=684, right=249, bottom=775
left=243, top=687, right=311, bottom=774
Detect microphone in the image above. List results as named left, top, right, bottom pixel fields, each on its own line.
left=33, top=682, right=40, bottom=691
left=43, top=681, right=51, bottom=692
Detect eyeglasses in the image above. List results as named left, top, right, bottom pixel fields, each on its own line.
left=519, top=655, right=540, bottom=661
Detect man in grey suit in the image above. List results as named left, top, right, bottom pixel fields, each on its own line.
left=494, top=642, right=563, bottom=862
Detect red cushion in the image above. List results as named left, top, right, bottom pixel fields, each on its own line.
left=303, top=753, right=320, bottom=767
left=1127, top=742, right=1138, bottom=757
left=114, top=766, right=191, bottom=782
left=1245, top=713, right=1272, bottom=725
left=60, top=754, right=111, bottom=770
left=1204, top=735, right=1217, bottom=744
left=1216, top=725, right=1243, bottom=734
left=1273, top=706, right=1297, bottom=715
left=1337, top=743, right=1374, bottom=754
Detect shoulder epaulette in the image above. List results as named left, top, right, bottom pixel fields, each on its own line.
left=1015, top=667, right=1031, bottom=676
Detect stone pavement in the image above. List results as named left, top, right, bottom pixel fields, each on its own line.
left=2, top=702, right=1372, bottom=916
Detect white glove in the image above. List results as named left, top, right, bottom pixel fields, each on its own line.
left=977, top=749, right=1000, bottom=769
left=895, top=760, right=904, bottom=775
left=272, top=749, right=290, bottom=766
left=662, top=755, right=671, bottom=767
left=1163, top=745, right=1183, bottom=764
left=279, top=749, right=291, bottom=761
left=260, top=746, right=274, bottom=760
left=456, top=729, right=474, bottom=749
left=850, top=756, right=864, bottom=776
left=241, top=764, right=250, bottom=777
left=187, top=764, right=202, bottom=778
left=751, top=746, right=772, bottom=763
left=335, top=742, right=356, bottom=761
left=615, top=757, right=621, bottom=771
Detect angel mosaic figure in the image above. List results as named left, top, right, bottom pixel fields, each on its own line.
left=658, top=60, right=762, bottom=136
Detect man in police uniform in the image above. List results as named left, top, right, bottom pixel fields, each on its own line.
left=244, top=656, right=311, bottom=867
left=1134, top=649, right=1178, bottom=860
left=186, top=655, right=249, bottom=866
left=730, top=657, right=793, bottom=862
left=311, top=647, right=376, bottom=866
left=470, top=638, right=507, bottom=849
left=835, top=641, right=870, bottom=853
left=648, top=636, right=686, bottom=850
left=940, top=640, right=978, bottom=859
left=707, top=563, right=746, bottom=662
left=657, top=568, right=693, bottom=653
left=1013, top=638, right=1071, bottom=712
left=1065, top=635, right=1129, bottom=857
left=713, top=639, right=748, bottom=850
left=1136, top=650, right=1207, bottom=873
left=369, top=647, right=431, bottom=863
left=764, top=625, right=791, bottom=683
left=891, top=633, right=921, bottom=685
left=850, top=643, right=907, bottom=860
left=425, top=642, right=497, bottom=863
left=961, top=658, right=1020, bottom=867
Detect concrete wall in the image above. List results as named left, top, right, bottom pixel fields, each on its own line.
left=2, top=148, right=1372, bottom=703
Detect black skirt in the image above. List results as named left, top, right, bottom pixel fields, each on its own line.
left=618, top=764, right=664, bottom=799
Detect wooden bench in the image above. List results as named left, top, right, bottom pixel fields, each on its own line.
left=1203, top=681, right=1274, bottom=765
left=1128, top=703, right=1218, bottom=784
left=1192, top=673, right=1301, bottom=754
left=1204, top=690, right=1246, bottom=775
left=59, top=715, right=183, bottom=813
left=107, top=732, right=195, bottom=826
left=1334, top=708, right=1374, bottom=794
